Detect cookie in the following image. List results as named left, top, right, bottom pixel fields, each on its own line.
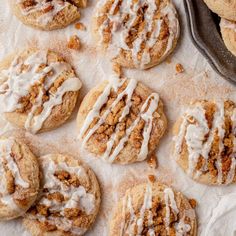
left=10, top=0, right=87, bottom=31
left=203, top=0, right=236, bottom=21
left=92, top=0, right=180, bottom=69
left=0, top=137, right=39, bottom=220
left=109, top=182, right=197, bottom=236
left=77, top=76, right=167, bottom=164
left=220, top=18, right=236, bottom=57
left=173, top=100, right=236, bottom=185
left=23, top=154, right=101, bottom=236
left=0, top=48, right=82, bottom=134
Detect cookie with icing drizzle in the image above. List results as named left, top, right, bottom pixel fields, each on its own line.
left=23, top=154, right=101, bottom=236
left=0, top=48, right=82, bottom=134
left=93, top=0, right=180, bottom=69
left=77, top=76, right=167, bottom=164
left=110, top=182, right=197, bottom=236
left=204, top=0, right=236, bottom=21
left=220, top=18, right=236, bottom=57
left=173, top=100, right=236, bottom=185
left=0, top=137, right=39, bottom=220
left=10, top=0, right=87, bottom=30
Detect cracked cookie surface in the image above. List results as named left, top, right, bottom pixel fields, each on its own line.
left=77, top=76, right=167, bottom=164
left=173, top=100, right=236, bottom=185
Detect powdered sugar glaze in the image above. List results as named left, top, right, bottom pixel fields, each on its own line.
left=78, top=76, right=161, bottom=163
left=174, top=101, right=236, bottom=185
left=0, top=50, right=82, bottom=133
left=17, top=0, right=69, bottom=26
left=95, top=0, right=180, bottom=68
left=119, top=184, right=194, bottom=235
left=26, top=155, right=96, bottom=235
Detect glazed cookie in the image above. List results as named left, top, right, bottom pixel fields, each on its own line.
left=23, top=154, right=101, bottom=236
left=173, top=100, right=236, bottom=185
left=77, top=76, right=167, bottom=164
left=220, top=19, right=236, bottom=56
left=0, top=137, right=39, bottom=220
left=0, top=48, right=82, bottom=134
left=110, top=182, right=197, bottom=236
left=93, top=0, right=180, bottom=69
left=11, top=0, right=87, bottom=30
left=203, top=0, right=236, bottom=21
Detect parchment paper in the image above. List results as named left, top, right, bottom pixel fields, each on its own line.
left=0, top=1, right=236, bottom=235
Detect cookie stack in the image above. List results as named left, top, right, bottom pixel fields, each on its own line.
left=204, top=0, right=236, bottom=56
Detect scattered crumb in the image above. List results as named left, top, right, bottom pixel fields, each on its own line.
left=175, top=63, right=185, bottom=74
left=147, top=153, right=158, bottom=169
left=148, top=175, right=156, bottom=183
left=75, top=22, right=86, bottom=31
left=67, top=35, right=81, bottom=51
left=189, top=199, right=197, bottom=208
left=186, top=115, right=195, bottom=124
left=112, top=62, right=122, bottom=77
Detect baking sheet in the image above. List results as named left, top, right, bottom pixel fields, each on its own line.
left=184, top=0, right=236, bottom=84
left=0, top=1, right=236, bottom=235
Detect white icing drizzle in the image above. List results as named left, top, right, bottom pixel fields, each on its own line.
left=17, top=0, right=69, bottom=26
left=164, top=188, right=179, bottom=234
left=214, top=102, right=225, bottom=184
left=174, top=101, right=236, bottom=184
left=161, top=4, right=180, bottom=56
left=120, top=185, right=191, bottom=235
left=28, top=155, right=96, bottom=235
left=136, top=184, right=153, bottom=235
left=0, top=138, right=29, bottom=212
left=138, top=93, right=159, bottom=160
left=226, top=108, right=236, bottom=184
left=220, top=19, right=236, bottom=32
left=0, top=50, right=81, bottom=133
left=96, top=0, right=179, bottom=68
left=79, top=76, right=160, bottom=163
left=121, top=184, right=154, bottom=236
left=164, top=188, right=192, bottom=236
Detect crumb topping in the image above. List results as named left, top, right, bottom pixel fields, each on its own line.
left=79, top=76, right=165, bottom=163
left=119, top=184, right=195, bottom=236
left=26, top=155, right=96, bottom=235
left=95, top=0, right=179, bottom=68
left=174, top=100, right=236, bottom=185
left=0, top=50, right=81, bottom=133
left=18, top=0, right=83, bottom=26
